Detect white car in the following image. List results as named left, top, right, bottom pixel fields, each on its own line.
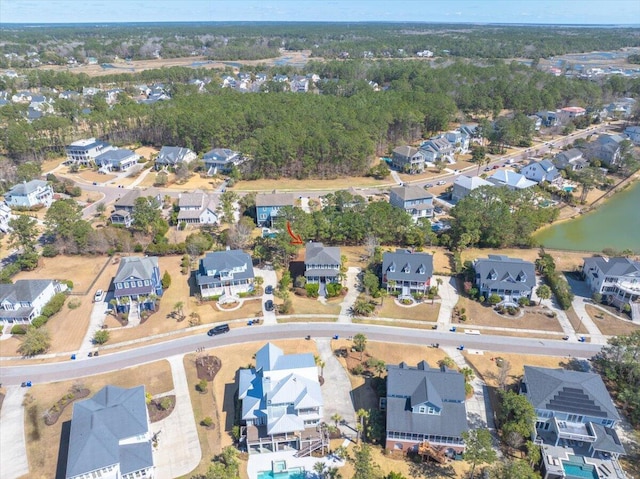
left=437, top=180, right=447, bottom=186
left=93, top=290, right=105, bottom=302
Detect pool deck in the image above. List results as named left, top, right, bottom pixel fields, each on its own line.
left=247, top=444, right=348, bottom=479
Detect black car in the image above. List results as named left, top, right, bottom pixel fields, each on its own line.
left=207, top=324, right=230, bottom=336
left=265, top=285, right=273, bottom=295
left=265, top=299, right=275, bottom=311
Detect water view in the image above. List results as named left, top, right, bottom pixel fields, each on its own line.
left=534, top=181, right=640, bottom=253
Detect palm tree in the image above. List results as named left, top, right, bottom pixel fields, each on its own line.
left=254, top=276, right=264, bottom=290
left=378, top=288, right=388, bottom=306
left=460, top=366, right=475, bottom=383
left=173, top=301, right=185, bottom=321
left=315, top=355, right=326, bottom=379
left=331, top=413, right=343, bottom=428
left=356, top=409, right=369, bottom=442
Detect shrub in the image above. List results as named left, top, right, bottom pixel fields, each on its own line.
left=197, top=379, right=208, bottom=393
left=161, top=271, right=172, bottom=289
left=159, top=397, right=173, bottom=410
left=93, top=330, right=110, bottom=344
left=41, top=293, right=67, bottom=318
left=11, top=324, right=28, bottom=334
left=326, top=282, right=342, bottom=298
left=41, top=245, right=58, bottom=257
left=31, top=316, right=48, bottom=328
left=63, top=280, right=73, bottom=289
left=518, top=297, right=530, bottom=307
left=305, top=283, right=320, bottom=298
left=201, top=416, right=214, bottom=427
left=67, top=299, right=81, bottom=310
left=465, top=383, right=474, bottom=397
left=478, top=295, right=485, bottom=303
left=279, top=298, right=292, bottom=314
left=488, top=293, right=502, bottom=305
left=351, top=364, right=365, bottom=375
left=294, top=275, right=307, bottom=288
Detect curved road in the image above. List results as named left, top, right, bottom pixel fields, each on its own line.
left=0, top=323, right=601, bottom=387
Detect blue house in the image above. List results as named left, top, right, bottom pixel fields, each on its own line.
left=255, top=193, right=294, bottom=227
left=113, top=256, right=163, bottom=314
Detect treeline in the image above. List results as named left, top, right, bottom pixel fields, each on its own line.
left=535, top=253, right=574, bottom=310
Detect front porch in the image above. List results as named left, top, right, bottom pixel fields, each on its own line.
left=244, top=425, right=329, bottom=456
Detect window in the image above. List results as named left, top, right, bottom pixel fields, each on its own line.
left=418, top=405, right=426, bottom=414
left=137, top=281, right=143, bottom=287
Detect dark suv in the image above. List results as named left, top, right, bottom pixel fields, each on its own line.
left=265, top=300, right=275, bottom=312
left=207, top=324, right=230, bottom=336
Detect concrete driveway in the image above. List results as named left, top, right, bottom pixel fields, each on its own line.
left=337, top=267, right=361, bottom=323
left=316, top=339, right=356, bottom=433
left=0, top=387, right=28, bottom=479
left=78, top=296, right=110, bottom=355
left=565, top=275, right=607, bottom=344
left=255, top=268, right=278, bottom=325
left=436, top=276, right=458, bottom=329
left=153, top=355, right=201, bottom=479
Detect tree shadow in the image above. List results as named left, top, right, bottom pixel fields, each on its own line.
left=223, top=378, right=239, bottom=433
left=55, top=420, right=71, bottom=479
left=408, top=458, right=457, bottom=478
left=559, top=357, right=592, bottom=372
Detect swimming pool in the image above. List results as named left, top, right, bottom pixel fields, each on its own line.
left=563, top=462, right=598, bottom=479
left=563, top=186, right=575, bottom=192
left=257, top=467, right=305, bottom=479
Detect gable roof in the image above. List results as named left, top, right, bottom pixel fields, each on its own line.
left=114, top=256, right=159, bottom=283
left=95, top=149, right=137, bottom=163
left=382, top=249, right=433, bottom=283
left=113, top=188, right=162, bottom=209
left=304, top=242, right=341, bottom=266
left=386, top=362, right=468, bottom=438
left=454, top=175, right=493, bottom=191
left=392, top=145, right=421, bottom=158
left=474, top=255, right=536, bottom=291
left=390, top=185, right=433, bottom=202
left=555, top=148, right=584, bottom=163
left=256, top=343, right=315, bottom=371
left=203, top=148, right=240, bottom=162
left=197, top=249, right=254, bottom=285
left=255, top=192, right=294, bottom=207
left=488, top=169, right=537, bottom=189
left=523, top=366, right=620, bottom=421
left=0, top=279, right=53, bottom=304
left=583, top=256, right=640, bottom=277
left=66, top=385, right=152, bottom=478
left=7, top=179, right=49, bottom=196
left=156, top=146, right=194, bottom=164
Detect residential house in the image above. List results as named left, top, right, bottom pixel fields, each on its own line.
left=528, top=115, right=543, bottom=131
left=587, top=134, right=625, bottom=166
left=110, top=210, right=133, bottom=228
left=290, top=75, right=309, bottom=92
left=381, top=249, right=433, bottom=297
left=520, top=366, right=626, bottom=479
left=154, top=146, right=197, bottom=170
left=177, top=192, right=219, bottom=226
left=560, top=106, right=586, bottom=119
left=553, top=148, right=588, bottom=171
left=487, top=169, right=537, bottom=190
left=11, top=91, right=33, bottom=103
left=202, top=148, right=243, bottom=175
left=474, top=255, right=536, bottom=303
left=255, top=193, right=294, bottom=227
left=420, top=137, right=455, bottom=164
left=58, top=90, right=81, bottom=100
left=65, top=138, right=114, bottom=166
left=536, top=110, right=561, bottom=127
left=391, top=146, right=426, bottom=173
left=238, top=343, right=326, bottom=455
left=113, top=256, right=163, bottom=314
left=65, top=385, right=155, bottom=479
left=96, top=149, right=140, bottom=172
left=4, top=179, right=54, bottom=208
left=451, top=175, right=494, bottom=203
left=113, top=188, right=163, bottom=214
left=82, top=87, right=102, bottom=97
left=385, top=361, right=468, bottom=456
left=0, top=202, right=13, bottom=233
left=444, top=130, right=470, bottom=154
left=196, top=249, right=254, bottom=298
left=389, top=185, right=434, bottom=222
left=601, top=98, right=636, bottom=119
left=459, top=123, right=482, bottom=145
left=582, top=256, right=640, bottom=321
left=623, top=125, right=640, bottom=145
left=0, top=279, right=66, bottom=324
left=521, top=159, right=563, bottom=186
left=304, top=242, right=341, bottom=290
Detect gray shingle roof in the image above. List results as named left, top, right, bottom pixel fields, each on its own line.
left=156, top=146, right=194, bottom=164
left=0, top=279, right=53, bottom=303
left=474, top=255, right=536, bottom=292
left=386, top=362, right=468, bottom=438
left=95, top=149, right=137, bottom=163
left=392, top=146, right=420, bottom=158
left=255, top=192, right=294, bottom=207
left=453, top=175, right=493, bottom=190
left=390, top=185, right=433, bottom=202
left=114, top=256, right=159, bottom=283
left=522, top=366, right=620, bottom=421
left=113, top=188, right=162, bottom=209
left=197, top=249, right=254, bottom=286
left=590, top=423, right=626, bottom=455
left=7, top=179, right=49, bottom=196
left=66, top=385, right=152, bottom=478
left=583, top=256, right=640, bottom=277
left=304, top=242, right=341, bottom=266
left=382, top=250, right=433, bottom=284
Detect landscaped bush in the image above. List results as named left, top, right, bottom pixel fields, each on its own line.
left=67, top=299, right=81, bottom=310
left=351, top=364, right=365, bottom=375
left=488, top=293, right=502, bottom=305
left=326, top=283, right=342, bottom=298
left=41, top=293, right=67, bottom=318
left=161, top=271, right=172, bottom=289
left=536, top=253, right=574, bottom=310
left=201, top=416, right=214, bottom=427
left=41, top=245, right=58, bottom=257
left=11, top=324, right=28, bottom=334
left=518, top=297, right=530, bottom=307
left=305, top=283, right=320, bottom=298
left=31, top=316, right=49, bottom=328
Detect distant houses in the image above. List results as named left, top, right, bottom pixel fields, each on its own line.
left=65, top=138, right=114, bottom=166
left=255, top=193, right=294, bottom=227
left=487, top=170, right=537, bottom=190
left=554, top=148, right=588, bottom=171
left=451, top=175, right=494, bottom=203
left=389, top=185, right=434, bottom=222
left=583, top=256, right=640, bottom=321
left=304, top=242, right=341, bottom=293
left=154, top=146, right=197, bottom=170
left=521, top=159, right=563, bottom=186
left=177, top=192, right=219, bottom=226
left=202, top=148, right=244, bottom=175
left=4, top=179, right=54, bottom=208
left=112, top=256, right=163, bottom=315
left=95, top=148, right=140, bottom=172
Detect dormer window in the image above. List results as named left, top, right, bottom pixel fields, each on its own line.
left=517, top=272, right=527, bottom=282
left=488, top=269, right=497, bottom=281
left=403, top=263, right=411, bottom=273
left=388, top=262, right=395, bottom=273
left=418, top=264, right=425, bottom=275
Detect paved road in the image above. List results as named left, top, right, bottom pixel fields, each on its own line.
left=0, top=323, right=602, bottom=387
left=0, top=387, right=28, bottom=479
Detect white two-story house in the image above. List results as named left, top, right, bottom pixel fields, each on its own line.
left=65, top=138, right=114, bottom=166
left=196, top=249, right=255, bottom=298
left=0, top=279, right=66, bottom=324
left=389, top=185, right=433, bottom=222
left=583, top=256, right=640, bottom=321
left=4, top=180, right=54, bottom=208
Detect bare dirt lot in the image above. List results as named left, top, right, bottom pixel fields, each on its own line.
left=586, top=305, right=640, bottom=336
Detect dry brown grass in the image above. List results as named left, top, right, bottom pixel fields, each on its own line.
left=287, top=293, right=342, bottom=316
left=75, top=169, right=118, bottom=183
left=455, top=296, right=564, bottom=332
left=23, top=360, right=172, bottom=479
left=461, top=247, right=586, bottom=273
left=377, top=299, right=440, bottom=322
left=233, top=176, right=390, bottom=192
left=586, top=305, right=640, bottom=336
left=566, top=307, right=592, bottom=335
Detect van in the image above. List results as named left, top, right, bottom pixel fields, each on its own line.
left=207, top=324, right=230, bottom=336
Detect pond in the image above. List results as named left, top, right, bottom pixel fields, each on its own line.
left=534, top=181, right=640, bottom=253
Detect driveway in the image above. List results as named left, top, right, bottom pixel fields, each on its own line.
left=337, top=267, right=361, bottom=323
left=532, top=277, right=578, bottom=341
left=0, top=387, right=29, bottom=479
left=316, top=339, right=356, bottom=433
left=153, top=355, right=201, bottom=479
left=255, top=267, right=278, bottom=325
left=436, top=276, right=458, bottom=329
left=565, top=275, right=607, bottom=344
left=78, top=296, right=110, bottom=355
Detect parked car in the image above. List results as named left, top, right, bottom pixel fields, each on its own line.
left=207, top=324, right=230, bottom=336
left=265, top=285, right=273, bottom=295
left=424, top=183, right=434, bottom=189
left=93, top=289, right=104, bottom=302
left=493, top=165, right=500, bottom=169
left=265, top=299, right=275, bottom=312
left=437, top=180, right=447, bottom=186
left=484, top=166, right=492, bottom=171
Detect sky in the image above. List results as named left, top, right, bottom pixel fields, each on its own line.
left=1, top=0, right=639, bottom=25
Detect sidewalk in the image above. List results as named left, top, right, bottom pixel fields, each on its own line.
left=153, top=355, right=201, bottom=479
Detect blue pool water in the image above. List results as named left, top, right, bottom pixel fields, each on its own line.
left=563, top=463, right=598, bottom=479
left=257, top=467, right=305, bottom=479
left=563, top=186, right=575, bottom=192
